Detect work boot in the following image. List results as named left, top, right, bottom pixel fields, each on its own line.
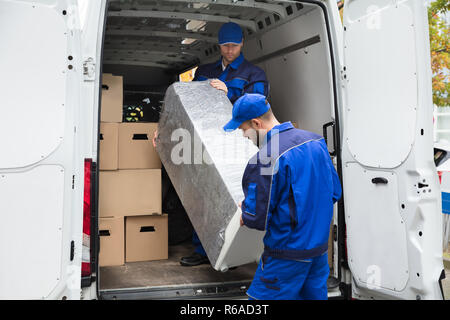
left=180, top=252, right=210, bottom=266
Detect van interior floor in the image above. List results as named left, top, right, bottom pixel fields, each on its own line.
left=99, top=240, right=258, bottom=290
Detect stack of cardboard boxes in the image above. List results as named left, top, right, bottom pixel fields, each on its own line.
left=98, top=73, right=168, bottom=267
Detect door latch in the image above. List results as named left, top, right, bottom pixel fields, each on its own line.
left=418, top=182, right=429, bottom=188
left=323, top=121, right=337, bottom=157
left=83, top=57, right=96, bottom=81
left=372, top=177, right=388, bottom=184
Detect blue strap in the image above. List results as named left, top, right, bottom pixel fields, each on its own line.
left=244, top=80, right=270, bottom=97
left=218, top=65, right=229, bottom=82
left=263, top=242, right=328, bottom=261
left=288, top=185, right=297, bottom=230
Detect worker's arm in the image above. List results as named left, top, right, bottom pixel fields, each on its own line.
left=243, top=67, right=269, bottom=97
left=239, top=202, right=244, bottom=226
left=193, top=65, right=228, bottom=94
left=240, top=159, right=282, bottom=231
left=331, top=161, right=342, bottom=204
left=210, top=79, right=228, bottom=94
left=152, top=130, right=159, bottom=148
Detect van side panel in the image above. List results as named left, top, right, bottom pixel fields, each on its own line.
left=0, top=1, right=66, bottom=169
left=0, top=166, right=65, bottom=299
left=244, top=6, right=334, bottom=138
left=0, top=0, right=84, bottom=299
left=342, top=0, right=444, bottom=300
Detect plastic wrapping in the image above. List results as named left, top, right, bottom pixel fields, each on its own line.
left=156, top=81, right=264, bottom=270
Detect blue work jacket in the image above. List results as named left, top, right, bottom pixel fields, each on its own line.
left=193, top=53, right=268, bottom=103
left=241, top=122, right=342, bottom=260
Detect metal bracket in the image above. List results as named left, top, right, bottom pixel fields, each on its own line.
left=106, top=28, right=217, bottom=43
left=108, top=0, right=287, bottom=19
left=108, top=10, right=258, bottom=32
left=341, top=66, right=347, bottom=82
left=83, top=57, right=96, bottom=81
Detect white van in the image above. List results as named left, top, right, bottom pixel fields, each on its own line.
left=0, top=0, right=446, bottom=300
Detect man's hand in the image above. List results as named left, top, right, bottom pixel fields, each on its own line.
left=238, top=201, right=244, bottom=226
left=152, top=129, right=158, bottom=148
left=210, top=79, right=228, bottom=94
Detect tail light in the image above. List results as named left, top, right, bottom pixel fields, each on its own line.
left=82, top=159, right=93, bottom=277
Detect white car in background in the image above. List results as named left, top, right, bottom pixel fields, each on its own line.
left=434, top=141, right=450, bottom=251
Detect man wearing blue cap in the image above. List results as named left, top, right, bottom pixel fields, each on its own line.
left=193, top=22, right=268, bottom=103
left=153, top=22, right=268, bottom=266
left=179, top=22, right=269, bottom=267
left=224, top=93, right=342, bottom=300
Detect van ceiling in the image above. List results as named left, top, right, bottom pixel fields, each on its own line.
left=104, top=0, right=312, bottom=73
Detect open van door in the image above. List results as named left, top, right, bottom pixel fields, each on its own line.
left=0, top=0, right=84, bottom=299
left=341, top=0, right=445, bottom=299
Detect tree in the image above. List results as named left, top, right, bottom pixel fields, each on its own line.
left=428, top=1, right=450, bottom=107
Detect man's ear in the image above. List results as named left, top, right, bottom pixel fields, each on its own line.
left=251, top=118, right=263, bottom=129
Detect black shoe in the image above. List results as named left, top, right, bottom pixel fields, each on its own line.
left=327, top=276, right=340, bottom=289
left=180, top=252, right=209, bottom=266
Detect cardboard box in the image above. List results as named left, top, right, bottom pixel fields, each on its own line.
left=101, top=73, right=123, bottom=122
left=99, top=122, right=119, bottom=170
left=125, top=214, right=168, bottom=262
left=118, top=123, right=161, bottom=169
left=99, top=169, right=162, bottom=217
left=99, top=217, right=124, bottom=267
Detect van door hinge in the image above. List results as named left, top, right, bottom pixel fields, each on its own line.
left=341, top=66, right=347, bottom=83
left=83, top=57, right=96, bottom=81
left=70, top=241, right=75, bottom=261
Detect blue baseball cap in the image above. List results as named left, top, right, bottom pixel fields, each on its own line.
left=218, top=22, right=243, bottom=45
left=223, top=94, right=270, bottom=131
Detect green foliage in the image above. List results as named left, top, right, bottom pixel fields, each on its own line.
left=428, top=1, right=450, bottom=106
left=428, top=0, right=450, bottom=16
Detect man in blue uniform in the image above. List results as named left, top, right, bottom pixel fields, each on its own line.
left=223, top=94, right=342, bottom=300
left=179, top=22, right=269, bottom=267
left=154, top=23, right=268, bottom=266
left=193, top=22, right=268, bottom=102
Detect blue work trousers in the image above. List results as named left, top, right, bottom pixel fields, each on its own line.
left=192, top=230, right=207, bottom=256
left=247, top=253, right=329, bottom=300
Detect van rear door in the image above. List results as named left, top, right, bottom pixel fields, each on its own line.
left=0, top=0, right=84, bottom=299
left=341, top=0, right=445, bottom=299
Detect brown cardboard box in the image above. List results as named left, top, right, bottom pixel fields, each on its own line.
left=125, top=214, right=168, bottom=262
left=101, top=73, right=123, bottom=122
left=99, top=122, right=119, bottom=170
left=99, top=169, right=162, bottom=217
left=99, top=217, right=124, bottom=266
left=118, top=123, right=161, bottom=169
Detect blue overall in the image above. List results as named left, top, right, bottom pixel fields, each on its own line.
left=191, top=54, right=269, bottom=257
left=241, top=122, right=342, bottom=300
left=193, top=53, right=269, bottom=104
